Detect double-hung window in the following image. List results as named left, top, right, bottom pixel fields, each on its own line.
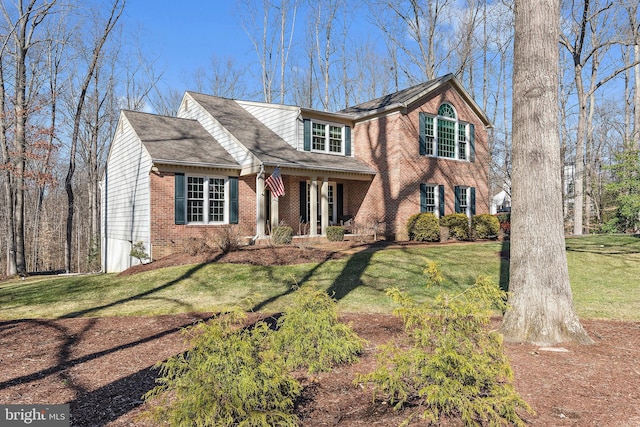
left=454, top=185, right=476, bottom=218
left=420, top=183, right=444, bottom=217
left=185, top=175, right=228, bottom=224
left=419, top=103, right=474, bottom=161
left=310, top=121, right=344, bottom=154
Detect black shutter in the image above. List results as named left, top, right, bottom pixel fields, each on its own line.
left=439, top=185, right=445, bottom=217
left=419, top=113, right=427, bottom=155
left=229, top=177, right=239, bottom=224
left=420, top=183, right=427, bottom=213
left=470, top=187, right=476, bottom=216
left=469, top=123, right=475, bottom=162
left=299, top=181, right=308, bottom=222
left=337, top=183, right=344, bottom=219
left=303, top=119, right=311, bottom=151
left=175, top=173, right=185, bottom=225
left=454, top=186, right=461, bottom=214
left=344, top=126, right=351, bottom=156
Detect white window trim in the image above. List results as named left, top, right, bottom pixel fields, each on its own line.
left=185, top=174, right=229, bottom=225
left=310, top=120, right=346, bottom=155
left=423, top=107, right=471, bottom=161
left=423, top=183, right=440, bottom=217
left=458, top=186, right=470, bottom=217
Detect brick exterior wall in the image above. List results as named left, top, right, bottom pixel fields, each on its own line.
left=148, top=83, right=489, bottom=258
left=149, top=171, right=255, bottom=259
left=352, top=85, right=490, bottom=239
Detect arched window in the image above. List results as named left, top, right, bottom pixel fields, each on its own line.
left=419, top=103, right=474, bottom=161
left=438, top=103, right=456, bottom=119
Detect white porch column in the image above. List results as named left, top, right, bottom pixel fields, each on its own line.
left=310, top=176, right=318, bottom=236
left=321, top=177, right=329, bottom=235
left=270, top=194, right=279, bottom=230
left=256, top=173, right=265, bottom=237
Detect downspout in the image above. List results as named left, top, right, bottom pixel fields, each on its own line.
left=250, top=163, right=265, bottom=245
left=101, top=167, right=108, bottom=273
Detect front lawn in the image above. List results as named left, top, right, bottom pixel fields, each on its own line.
left=0, top=234, right=638, bottom=320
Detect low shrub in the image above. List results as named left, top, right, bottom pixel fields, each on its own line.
left=356, top=262, right=533, bottom=426
left=214, top=226, right=242, bottom=254
left=407, top=213, right=440, bottom=242
left=496, top=213, right=511, bottom=237
left=130, top=241, right=150, bottom=262
left=143, top=309, right=301, bottom=426
left=327, top=226, right=346, bottom=242
left=406, top=213, right=421, bottom=239
left=472, top=214, right=500, bottom=239
left=271, top=225, right=293, bottom=245
left=440, top=213, right=470, bottom=240
left=273, top=287, right=364, bottom=374
left=183, top=236, right=211, bottom=256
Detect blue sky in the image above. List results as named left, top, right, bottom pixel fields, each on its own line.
left=123, top=1, right=254, bottom=92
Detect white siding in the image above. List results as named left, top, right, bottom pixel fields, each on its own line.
left=101, top=114, right=152, bottom=272
left=236, top=101, right=299, bottom=149
left=178, top=94, right=255, bottom=167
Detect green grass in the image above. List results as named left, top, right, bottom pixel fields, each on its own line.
left=0, top=235, right=638, bottom=321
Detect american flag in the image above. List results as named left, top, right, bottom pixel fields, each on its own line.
left=265, top=167, right=285, bottom=198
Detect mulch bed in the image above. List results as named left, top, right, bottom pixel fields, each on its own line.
left=1, top=243, right=639, bottom=426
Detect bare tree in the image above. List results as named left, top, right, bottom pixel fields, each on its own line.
left=371, top=0, right=454, bottom=83
left=241, top=0, right=298, bottom=103
left=191, top=56, right=249, bottom=99
left=0, top=0, right=57, bottom=276
left=64, top=0, right=124, bottom=273
left=500, top=0, right=592, bottom=345
left=560, top=0, right=640, bottom=234
left=624, top=0, right=640, bottom=149
left=308, top=0, right=345, bottom=111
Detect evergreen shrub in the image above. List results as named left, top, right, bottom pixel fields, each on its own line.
left=440, top=213, right=471, bottom=240
left=406, top=213, right=440, bottom=242
left=356, top=261, right=533, bottom=426
left=273, top=287, right=364, bottom=374
left=327, top=226, right=346, bottom=242
left=143, top=309, right=301, bottom=426
left=472, top=214, right=500, bottom=239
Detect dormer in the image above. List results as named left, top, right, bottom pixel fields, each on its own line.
left=299, top=109, right=353, bottom=157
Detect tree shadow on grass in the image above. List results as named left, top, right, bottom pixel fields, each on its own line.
left=60, top=254, right=224, bottom=319
left=325, top=241, right=394, bottom=301
left=499, top=240, right=510, bottom=292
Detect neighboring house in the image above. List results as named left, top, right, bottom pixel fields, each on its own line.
left=101, top=74, right=492, bottom=272
left=491, top=181, right=512, bottom=214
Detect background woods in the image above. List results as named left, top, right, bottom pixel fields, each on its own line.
left=1, top=0, right=639, bottom=276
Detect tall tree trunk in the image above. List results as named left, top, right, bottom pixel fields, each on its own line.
left=65, top=0, right=124, bottom=273
left=0, top=61, right=17, bottom=276
left=635, top=43, right=640, bottom=149
left=500, top=0, right=592, bottom=346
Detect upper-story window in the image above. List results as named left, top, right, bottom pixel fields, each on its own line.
left=304, top=119, right=352, bottom=156
left=312, top=121, right=344, bottom=154
left=420, top=103, right=475, bottom=161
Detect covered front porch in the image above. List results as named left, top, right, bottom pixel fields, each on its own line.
left=253, top=165, right=375, bottom=239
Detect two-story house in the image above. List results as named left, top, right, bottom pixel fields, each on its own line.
left=101, top=74, right=491, bottom=272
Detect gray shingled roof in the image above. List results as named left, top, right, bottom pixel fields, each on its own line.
left=340, top=74, right=491, bottom=127
left=187, top=92, right=376, bottom=175
left=124, top=110, right=240, bottom=169
left=341, top=75, right=452, bottom=116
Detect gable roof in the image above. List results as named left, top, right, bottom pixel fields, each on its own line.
left=186, top=92, right=375, bottom=175
left=123, top=110, right=240, bottom=169
left=341, top=74, right=492, bottom=127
